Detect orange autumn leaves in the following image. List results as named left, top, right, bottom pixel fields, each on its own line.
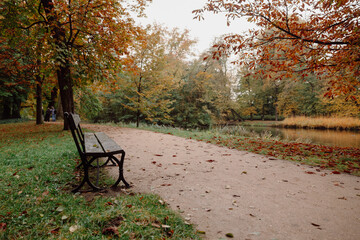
left=195, top=0, right=360, bottom=97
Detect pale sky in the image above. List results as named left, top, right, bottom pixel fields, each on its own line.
left=135, top=0, right=254, bottom=56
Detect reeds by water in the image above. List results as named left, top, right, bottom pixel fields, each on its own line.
left=281, top=116, right=360, bottom=130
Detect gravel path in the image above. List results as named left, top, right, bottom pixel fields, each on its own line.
left=83, top=124, right=360, bottom=240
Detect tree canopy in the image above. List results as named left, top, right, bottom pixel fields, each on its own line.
left=194, top=0, right=360, bottom=98
left=0, top=0, right=151, bottom=128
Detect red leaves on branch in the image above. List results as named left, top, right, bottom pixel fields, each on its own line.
left=196, top=0, right=360, bottom=96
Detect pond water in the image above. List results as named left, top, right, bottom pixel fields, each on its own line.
left=243, top=126, right=360, bottom=148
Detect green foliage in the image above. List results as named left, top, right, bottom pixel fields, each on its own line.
left=74, top=86, right=103, bottom=120
left=0, top=122, right=199, bottom=239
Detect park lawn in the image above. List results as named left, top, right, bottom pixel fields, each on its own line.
left=0, top=122, right=199, bottom=239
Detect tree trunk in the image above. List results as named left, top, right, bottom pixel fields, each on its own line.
left=35, top=78, right=43, bottom=125
left=48, top=86, right=58, bottom=108
left=230, top=108, right=244, bottom=122
left=136, top=109, right=140, bottom=128
left=11, top=98, right=21, bottom=119
left=57, top=96, right=63, bottom=120
left=2, top=99, right=11, bottom=119
left=41, top=0, right=74, bottom=130
left=57, top=61, right=74, bottom=130
left=136, top=76, right=142, bottom=128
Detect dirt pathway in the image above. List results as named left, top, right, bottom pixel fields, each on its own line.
left=83, top=124, right=360, bottom=240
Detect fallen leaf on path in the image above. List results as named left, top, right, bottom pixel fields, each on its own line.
left=225, top=233, right=234, bottom=238
left=222, top=154, right=232, bottom=156
left=305, top=171, right=316, bottom=174
left=196, top=230, right=206, bottom=234
left=338, top=197, right=347, bottom=200
left=332, top=171, right=341, bottom=174
left=206, top=160, right=216, bottom=163
left=155, top=154, right=163, bottom=157
left=311, top=223, right=320, bottom=227
left=161, top=184, right=171, bottom=187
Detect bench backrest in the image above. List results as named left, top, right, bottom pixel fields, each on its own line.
left=64, top=112, right=85, bottom=156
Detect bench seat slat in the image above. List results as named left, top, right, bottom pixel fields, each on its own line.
left=84, top=133, right=103, bottom=154
left=95, top=132, right=123, bottom=153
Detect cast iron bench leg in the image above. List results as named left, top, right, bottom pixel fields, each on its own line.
left=110, top=153, right=130, bottom=188
left=71, top=157, right=102, bottom=193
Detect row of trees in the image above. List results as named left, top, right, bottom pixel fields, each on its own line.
left=1, top=0, right=150, bottom=128
left=236, top=65, right=360, bottom=120
left=1, top=0, right=359, bottom=129
left=75, top=25, right=235, bottom=128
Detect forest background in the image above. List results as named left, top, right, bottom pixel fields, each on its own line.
left=1, top=0, right=359, bottom=129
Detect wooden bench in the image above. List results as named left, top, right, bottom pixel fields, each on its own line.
left=64, top=112, right=130, bottom=192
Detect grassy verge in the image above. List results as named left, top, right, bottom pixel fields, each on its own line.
left=281, top=116, right=360, bottom=130
left=0, top=122, right=199, bottom=239
left=116, top=122, right=360, bottom=176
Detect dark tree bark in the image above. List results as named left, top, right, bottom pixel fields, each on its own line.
left=2, top=99, right=11, bottom=119
left=230, top=108, right=244, bottom=122
left=136, top=76, right=142, bottom=128
left=35, top=77, right=43, bottom=125
left=11, top=98, right=21, bottom=119
left=48, top=86, right=58, bottom=108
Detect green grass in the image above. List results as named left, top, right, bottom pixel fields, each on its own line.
left=114, top=122, right=360, bottom=176
left=0, top=122, right=199, bottom=239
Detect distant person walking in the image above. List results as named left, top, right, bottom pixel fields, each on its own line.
left=51, top=106, right=57, bottom=122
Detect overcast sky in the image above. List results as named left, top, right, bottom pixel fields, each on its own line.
left=135, top=0, right=255, bottom=55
